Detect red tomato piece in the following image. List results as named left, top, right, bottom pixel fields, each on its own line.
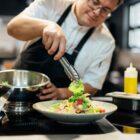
left=76, top=99, right=83, bottom=105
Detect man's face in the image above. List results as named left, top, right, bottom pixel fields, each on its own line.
left=75, top=0, right=119, bottom=27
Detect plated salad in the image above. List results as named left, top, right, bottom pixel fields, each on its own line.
left=49, top=80, right=105, bottom=114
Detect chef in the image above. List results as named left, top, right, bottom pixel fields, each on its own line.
left=7, top=0, right=123, bottom=100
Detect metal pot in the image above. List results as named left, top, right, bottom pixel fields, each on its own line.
left=0, top=69, right=50, bottom=114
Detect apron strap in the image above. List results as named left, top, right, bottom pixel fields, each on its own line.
left=57, top=4, right=72, bottom=25
left=72, top=28, right=95, bottom=61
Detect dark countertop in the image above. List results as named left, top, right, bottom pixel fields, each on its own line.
left=0, top=110, right=117, bottom=135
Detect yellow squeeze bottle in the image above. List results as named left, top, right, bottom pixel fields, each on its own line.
left=124, top=63, right=138, bottom=94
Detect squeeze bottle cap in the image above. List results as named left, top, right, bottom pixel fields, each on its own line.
left=125, top=62, right=138, bottom=78
left=126, top=63, right=136, bottom=72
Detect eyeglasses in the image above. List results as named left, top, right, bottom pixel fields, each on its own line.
left=88, top=0, right=112, bottom=17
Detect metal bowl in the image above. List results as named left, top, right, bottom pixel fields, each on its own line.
left=0, top=69, right=50, bottom=113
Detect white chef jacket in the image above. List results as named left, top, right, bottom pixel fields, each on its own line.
left=20, top=0, right=115, bottom=90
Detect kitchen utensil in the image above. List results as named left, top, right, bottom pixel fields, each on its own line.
left=59, top=57, right=80, bottom=81
left=0, top=69, right=50, bottom=113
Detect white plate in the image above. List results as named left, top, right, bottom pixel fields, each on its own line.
left=33, top=100, right=117, bottom=124
left=106, top=91, right=140, bottom=100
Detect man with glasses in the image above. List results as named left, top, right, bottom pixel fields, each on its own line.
left=7, top=0, right=123, bottom=100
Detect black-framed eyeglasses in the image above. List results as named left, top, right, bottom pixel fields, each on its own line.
left=88, top=0, right=112, bottom=17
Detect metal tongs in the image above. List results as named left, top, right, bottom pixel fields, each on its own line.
left=59, top=57, right=80, bottom=81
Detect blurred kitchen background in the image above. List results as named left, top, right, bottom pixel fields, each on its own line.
left=0, top=0, right=140, bottom=95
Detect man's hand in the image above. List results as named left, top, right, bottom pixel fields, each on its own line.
left=37, top=83, right=60, bottom=100
left=42, top=22, right=66, bottom=60
left=37, top=82, right=73, bottom=100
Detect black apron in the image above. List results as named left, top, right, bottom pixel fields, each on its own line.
left=14, top=4, right=94, bottom=87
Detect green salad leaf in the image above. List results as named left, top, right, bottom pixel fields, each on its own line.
left=68, top=79, right=91, bottom=107
left=68, top=79, right=84, bottom=95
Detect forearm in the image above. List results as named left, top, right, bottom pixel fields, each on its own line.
left=58, top=83, right=97, bottom=99
left=7, top=14, right=53, bottom=41
left=84, top=83, right=98, bottom=96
